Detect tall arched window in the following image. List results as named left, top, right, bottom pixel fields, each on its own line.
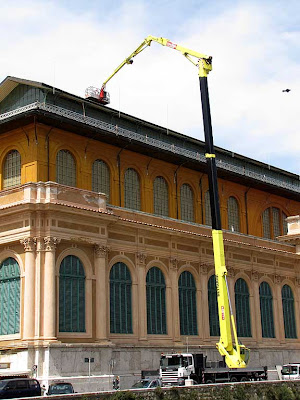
left=178, top=271, right=197, bottom=335
left=146, top=267, right=166, bottom=334
left=282, top=285, right=297, bottom=339
left=110, top=262, right=132, bottom=334
left=259, top=281, right=275, bottom=338
left=0, top=258, right=20, bottom=335
left=180, top=184, right=194, bottom=222
left=208, top=275, right=220, bottom=336
left=153, top=177, right=169, bottom=217
left=235, top=278, right=251, bottom=337
left=228, top=196, right=240, bottom=232
left=262, top=207, right=288, bottom=239
left=59, top=255, right=85, bottom=332
left=92, top=160, right=110, bottom=201
left=56, top=149, right=76, bottom=187
left=3, top=150, right=21, bottom=189
left=124, top=168, right=141, bottom=210
left=204, top=190, right=212, bottom=226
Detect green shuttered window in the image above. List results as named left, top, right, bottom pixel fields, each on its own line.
left=178, top=271, right=197, bottom=336
left=92, top=160, right=110, bottom=201
left=3, top=150, right=21, bottom=189
left=110, top=262, right=132, bottom=334
left=282, top=285, right=297, bottom=339
left=259, top=281, right=275, bottom=338
left=0, top=258, right=20, bottom=335
left=146, top=267, right=167, bottom=334
left=208, top=275, right=220, bottom=336
left=228, top=197, right=240, bottom=232
left=56, top=150, right=76, bottom=187
left=180, top=184, right=194, bottom=222
left=235, top=278, right=251, bottom=337
left=153, top=177, right=169, bottom=217
left=59, top=255, right=85, bottom=332
left=124, top=168, right=141, bottom=210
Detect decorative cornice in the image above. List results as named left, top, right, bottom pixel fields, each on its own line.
left=94, top=245, right=110, bottom=258
left=20, top=237, right=36, bottom=252
left=44, top=237, right=61, bottom=251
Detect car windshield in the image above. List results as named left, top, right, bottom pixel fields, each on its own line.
left=48, top=384, right=73, bottom=394
left=132, top=380, right=151, bottom=388
left=282, top=366, right=298, bottom=375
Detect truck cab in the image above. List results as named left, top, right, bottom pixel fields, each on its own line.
left=282, top=364, right=300, bottom=380
left=160, top=353, right=196, bottom=385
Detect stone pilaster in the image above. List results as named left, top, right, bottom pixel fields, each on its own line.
left=136, top=252, right=147, bottom=341
left=20, top=237, right=36, bottom=340
left=43, top=236, right=60, bottom=340
left=95, top=245, right=109, bottom=341
left=169, top=258, right=181, bottom=342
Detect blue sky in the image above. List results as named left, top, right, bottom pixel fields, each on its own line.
left=1, top=0, right=299, bottom=175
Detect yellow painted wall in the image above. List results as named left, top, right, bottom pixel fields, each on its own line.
left=1, top=122, right=299, bottom=238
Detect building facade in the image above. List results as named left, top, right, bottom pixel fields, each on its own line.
left=0, top=76, right=299, bottom=389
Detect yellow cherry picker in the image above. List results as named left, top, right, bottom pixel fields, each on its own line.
left=86, top=36, right=250, bottom=371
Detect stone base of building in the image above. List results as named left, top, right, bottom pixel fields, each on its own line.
left=0, top=343, right=299, bottom=390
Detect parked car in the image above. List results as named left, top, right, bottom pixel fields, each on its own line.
left=131, top=379, right=161, bottom=389
left=0, top=378, right=41, bottom=398
left=45, top=382, right=74, bottom=395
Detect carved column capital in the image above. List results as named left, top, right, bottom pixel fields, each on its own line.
left=200, top=264, right=208, bottom=274
left=295, top=277, right=300, bottom=287
left=44, top=237, right=61, bottom=251
left=251, top=271, right=259, bottom=281
left=227, top=267, right=235, bottom=278
left=136, top=252, right=147, bottom=265
left=170, top=257, right=178, bottom=270
left=94, top=244, right=110, bottom=258
left=20, top=237, right=36, bottom=252
left=274, top=274, right=281, bottom=284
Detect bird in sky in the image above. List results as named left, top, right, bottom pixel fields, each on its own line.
left=282, top=89, right=291, bottom=92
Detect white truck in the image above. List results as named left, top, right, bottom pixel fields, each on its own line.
left=281, top=363, right=300, bottom=380
left=159, top=353, right=267, bottom=385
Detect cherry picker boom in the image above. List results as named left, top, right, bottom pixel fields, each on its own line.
left=86, top=35, right=250, bottom=369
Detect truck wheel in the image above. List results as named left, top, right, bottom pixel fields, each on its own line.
left=240, top=377, right=248, bottom=382
left=206, top=380, right=213, bottom=384
left=230, top=377, right=238, bottom=382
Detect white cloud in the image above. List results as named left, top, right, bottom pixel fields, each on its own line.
left=1, top=0, right=299, bottom=174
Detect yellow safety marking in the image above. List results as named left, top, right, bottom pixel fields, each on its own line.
left=205, top=153, right=216, bottom=158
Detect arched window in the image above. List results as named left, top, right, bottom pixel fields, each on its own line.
left=3, top=150, right=21, bottom=188
left=262, top=207, right=288, bottom=239
left=208, top=275, right=220, bottom=336
left=59, top=255, right=85, bottom=332
left=178, top=271, right=197, bottom=335
left=235, top=278, right=251, bottom=337
left=124, top=168, right=141, bottom=210
left=180, top=184, right=194, bottom=222
left=92, top=160, right=110, bottom=201
left=56, top=150, right=76, bottom=187
left=110, top=262, right=132, bottom=334
left=228, top=197, right=240, bottom=232
left=282, top=285, right=297, bottom=339
left=153, top=177, right=169, bottom=217
left=0, top=258, right=20, bottom=335
left=259, top=281, right=275, bottom=338
left=146, top=267, right=166, bottom=334
left=204, top=190, right=212, bottom=226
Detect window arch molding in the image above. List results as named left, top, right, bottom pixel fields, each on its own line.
left=145, top=260, right=170, bottom=288
left=177, top=265, right=200, bottom=290
left=0, top=251, right=24, bottom=277
left=0, top=145, right=24, bottom=166
left=51, top=145, right=81, bottom=183
left=281, top=282, right=298, bottom=339
left=108, top=255, right=137, bottom=285
left=56, top=248, right=92, bottom=338
left=233, top=272, right=253, bottom=297
left=258, top=203, right=289, bottom=239
left=227, top=195, right=241, bottom=232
